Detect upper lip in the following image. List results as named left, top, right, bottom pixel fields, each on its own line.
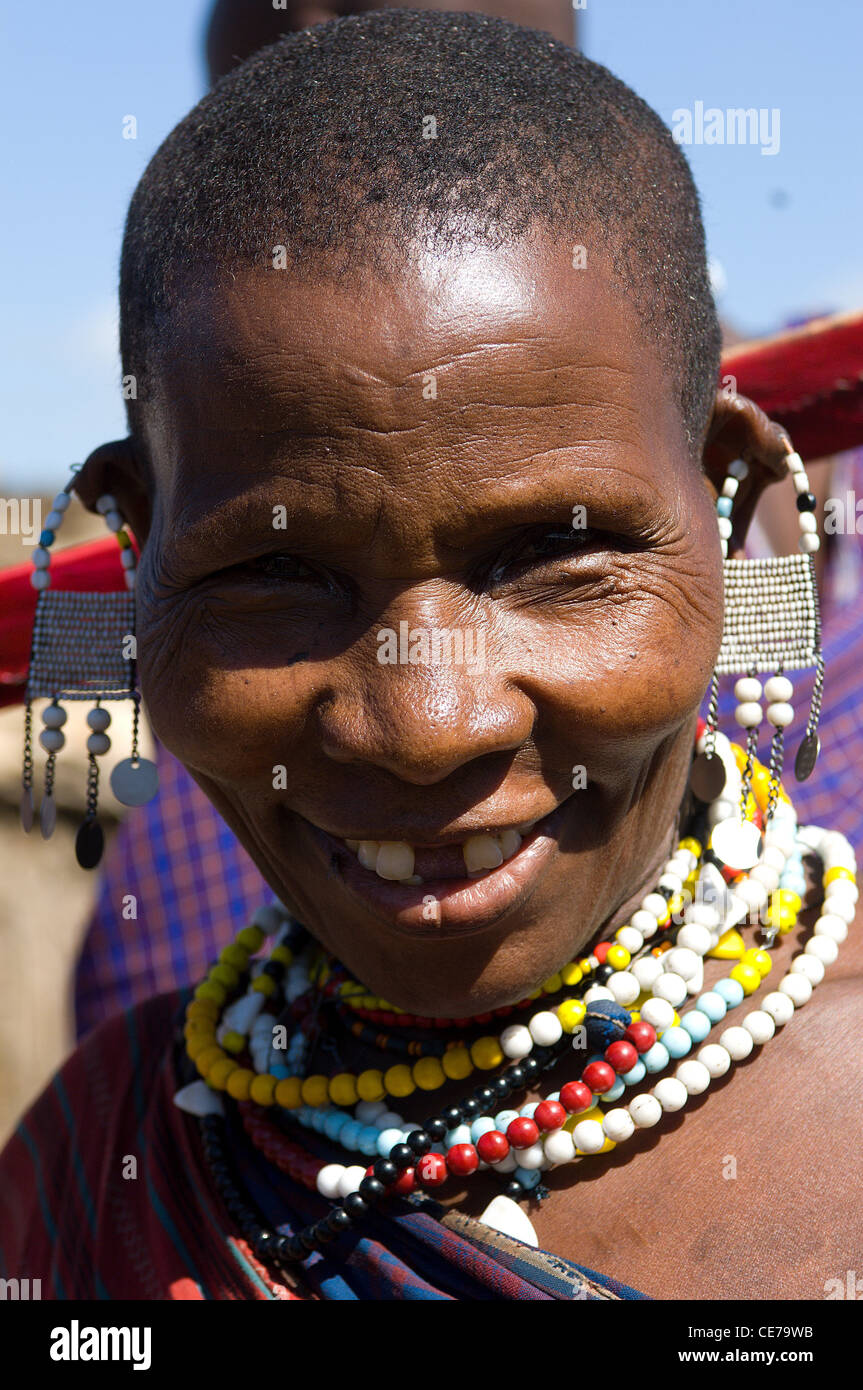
left=302, top=810, right=560, bottom=846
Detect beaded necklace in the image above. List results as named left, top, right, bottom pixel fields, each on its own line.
left=178, top=735, right=856, bottom=1273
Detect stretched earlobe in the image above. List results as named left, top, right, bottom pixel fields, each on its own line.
left=74, top=438, right=153, bottom=547
left=702, top=390, right=793, bottom=555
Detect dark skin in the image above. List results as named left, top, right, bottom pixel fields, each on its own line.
left=77, top=235, right=862, bottom=1298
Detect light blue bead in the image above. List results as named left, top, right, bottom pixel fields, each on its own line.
left=783, top=876, right=807, bottom=896
left=494, top=1109, right=519, bottom=1131
left=642, top=1041, right=670, bottom=1073
left=717, top=496, right=733, bottom=517
left=681, top=1009, right=711, bottom=1043
left=519, top=1102, right=539, bottom=1119
left=620, top=1060, right=646, bottom=1086
left=311, top=1108, right=327, bottom=1132
left=324, top=1111, right=349, bottom=1142
left=600, top=1076, right=625, bottom=1102
left=716, top=977, right=745, bottom=1008
left=661, top=1026, right=693, bottom=1058
left=445, top=1125, right=472, bottom=1148
left=376, top=1126, right=404, bottom=1157
left=358, top=1127, right=380, bottom=1157
left=271, top=1064, right=290, bottom=1079
left=340, top=1120, right=362, bottom=1149
left=515, top=1166, right=542, bottom=1189
left=546, top=1091, right=560, bottom=1103
left=470, top=1116, right=497, bottom=1143
left=696, top=991, right=727, bottom=1023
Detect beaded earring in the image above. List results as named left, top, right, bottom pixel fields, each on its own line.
left=20, top=474, right=159, bottom=869
left=691, top=444, right=823, bottom=874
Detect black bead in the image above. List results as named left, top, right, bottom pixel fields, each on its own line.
left=314, top=1220, right=337, bottom=1244
left=522, top=1057, right=540, bottom=1079
left=595, top=963, right=614, bottom=983
left=492, top=1076, right=511, bottom=1099
left=658, top=883, right=675, bottom=900
left=274, top=1234, right=294, bottom=1259
left=75, top=817, right=104, bottom=870
left=358, top=1175, right=386, bottom=1203
left=407, top=1130, right=432, bottom=1156
left=252, top=1229, right=275, bottom=1257
left=389, top=1143, right=414, bottom=1170
left=460, top=1098, right=480, bottom=1119
left=507, top=1064, right=526, bottom=1089
left=343, top=1193, right=368, bottom=1221
left=426, top=1117, right=447, bottom=1141
left=796, top=492, right=817, bottom=512
left=442, top=1105, right=462, bottom=1128
left=474, top=1086, right=495, bottom=1108
left=504, top=1180, right=523, bottom=1199
left=326, top=1208, right=352, bottom=1234
left=373, top=1158, right=399, bottom=1186
left=299, top=1227, right=321, bottom=1253
left=262, top=959, right=285, bottom=979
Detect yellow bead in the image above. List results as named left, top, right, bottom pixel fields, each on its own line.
left=741, top=947, right=772, bottom=979
left=270, top=944, right=294, bottom=965
left=186, top=1033, right=214, bottom=1060
left=340, top=981, right=365, bottom=997
left=194, top=980, right=227, bottom=1005
left=301, top=1074, right=330, bottom=1107
left=708, top=928, right=746, bottom=960
left=824, top=866, right=855, bottom=886
left=751, top=766, right=772, bottom=809
left=195, top=1045, right=226, bottom=1077
left=116, top=529, right=131, bottom=549
left=778, top=889, right=802, bottom=911
left=577, top=957, right=593, bottom=975
left=666, top=892, right=685, bottom=921
left=542, top=972, right=563, bottom=994
left=251, top=974, right=276, bottom=997
left=629, top=1010, right=641, bottom=1023
left=730, top=962, right=761, bottom=995
left=219, top=944, right=249, bottom=970
left=210, top=962, right=240, bottom=989
left=679, top=836, right=702, bottom=859
left=384, top=1065, right=415, bottom=1099
left=187, top=998, right=219, bottom=1021
left=274, top=1077, right=303, bottom=1109
left=207, top=1057, right=238, bottom=1089
left=221, top=1030, right=246, bottom=1055
left=731, top=743, right=748, bottom=771
left=250, top=1074, right=277, bottom=1106
left=184, top=1017, right=215, bottom=1037
left=563, top=1104, right=602, bottom=1133
left=356, top=1069, right=386, bottom=1102
left=329, top=1073, right=359, bottom=1107
left=412, top=1057, right=446, bottom=1090
left=470, top=1036, right=504, bottom=1070
left=557, top=999, right=586, bottom=1033
left=606, top=945, right=630, bottom=971
left=560, top=962, right=583, bottom=986
left=226, top=1068, right=255, bottom=1101
left=599, top=1136, right=616, bottom=1154
left=236, top=925, right=265, bottom=953
left=441, top=1047, right=473, bottom=1081
left=527, top=988, right=543, bottom=1001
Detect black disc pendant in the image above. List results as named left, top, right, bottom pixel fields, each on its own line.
left=689, top=751, right=727, bottom=802
left=794, top=732, right=820, bottom=782
left=75, top=817, right=104, bottom=870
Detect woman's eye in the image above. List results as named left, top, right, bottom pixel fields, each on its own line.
left=246, top=553, right=323, bottom=584
left=493, top=525, right=601, bottom=578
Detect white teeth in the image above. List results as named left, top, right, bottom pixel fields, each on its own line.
left=375, top=842, right=416, bottom=881
left=357, top=841, right=380, bottom=870
left=516, top=820, right=538, bottom=835
left=345, top=839, right=360, bottom=851
left=497, top=828, right=522, bottom=859
left=463, top=834, right=504, bottom=873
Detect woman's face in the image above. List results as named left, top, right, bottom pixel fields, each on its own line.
left=134, top=236, right=724, bottom=1014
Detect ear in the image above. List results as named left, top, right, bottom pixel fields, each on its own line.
left=703, top=390, right=793, bottom=557
left=74, top=438, right=153, bottom=548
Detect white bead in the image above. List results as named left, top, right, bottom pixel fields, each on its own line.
left=785, top=451, right=804, bottom=473
left=790, top=954, right=824, bottom=985
left=51, top=492, right=71, bottom=511
left=675, top=1059, right=711, bottom=1095
left=172, top=1081, right=224, bottom=1117
left=734, top=877, right=768, bottom=911
left=121, top=548, right=137, bottom=569
left=96, top=494, right=118, bottom=514
left=685, top=963, right=704, bottom=997
left=825, top=879, right=858, bottom=905
left=43, top=510, right=65, bottom=531
left=676, top=924, right=712, bottom=956
left=32, top=546, right=50, bottom=568
left=728, top=458, right=749, bottom=479
left=628, top=1093, right=663, bottom=1128
left=640, top=997, right=675, bottom=1031
left=734, top=677, right=763, bottom=702
left=765, top=702, right=794, bottom=728
left=316, top=1163, right=346, bottom=1199
left=651, top=972, right=688, bottom=1007
left=489, top=1150, right=517, bottom=1173
left=823, top=891, right=856, bottom=921
left=631, top=909, right=660, bottom=938
left=664, top=947, right=701, bottom=980
left=583, top=985, right=615, bottom=1004
left=375, top=1111, right=404, bottom=1131
left=792, top=471, right=810, bottom=493
left=719, top=1025, right=754, bottom=1060
left=30, top=570, right=50, bottom=590
left=86, top=732, right=111, bottom=756
left=632, top=956, right=663, bottom=990
left=813, top=913, right=848, bottom=943
left=653, top=1077, right=688, bottom=1112
left=355, top=1100, right=387, bottom=1124
left=798, top=511, right=817, bottom=533
left=742, top=1009, right=775, bottom=1045
left=602, top=1108, right=635, bottom=1143
left=658, top=871, right=683, bottom=894
left=734, top=701, right=763, bottom=728
left=640, top=893, right=668, bottom=919
left=477, top=1194, right=539, bottom=1246
left=527, top=1011, right=562, bottom=1046
left=515, top=1142, right=546, bottom=1170
left=761, top=991, right=795, bottom=1026
left=105, top=510, right=124, bottom=532
left=500, top=1023, right=533, bottom=1059
left=721, top=476, right=739, bottom=497
left=543, top=1129, right=576, bottom=1164
left=708, top=797, right=738, bottom=827
left=337, top=1165, right=367, bottom=1197
left=696, top=1043, right=732, bottom=1078
left=799, top=532, right=820, bottom=553
left=572, top=1120, right=605, bottom=1154
left=750, top=863, right=779, bottom=893
left=607, top=971, right=640, bottom=1006
left=778, top=973, right=812, bottom=1007
left=683, top=902, right=721, bottom=929
left=717, top=516, right=733, bottom=540
left=764, top=675, right=793, bottom=702
left=615, top=926, right=643, bottom=954
left=760, top=844, right=787, bottom=873
left=805, top=935, right=839, bottom=965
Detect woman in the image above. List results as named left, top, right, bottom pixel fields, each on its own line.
left=1, top=12, right=860, bottom=1300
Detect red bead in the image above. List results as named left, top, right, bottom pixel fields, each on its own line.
left=390, top=1166, right=416, bottom=1196
left=605, top=1040, right=638, bottom=1073
left=534, top=1100, right=566, bottom=1131
left=582, top=1060, right=616, bottom=1093
left=593, top=941, right=611, bottom=963
left=415, top=1152, right=448, bottom=1187
left=559, top=1080, right=593, bottom=1113
left=476, top=1130, right=510, bottom=1164
left=624, top=1020, right=656, bottom=1053
left=506, top=1117, right=540, bottom=1149
left=446, top=1143, right=480, bottom=1176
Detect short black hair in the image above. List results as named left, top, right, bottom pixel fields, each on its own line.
left=120, top=9, right=720, bottom=455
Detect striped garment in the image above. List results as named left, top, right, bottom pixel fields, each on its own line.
left=0, top=991, right=648, bottom=1301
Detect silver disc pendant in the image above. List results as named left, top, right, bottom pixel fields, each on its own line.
left=40, top=792, right=57, bottom=840
left=710, top=816, right=762, bottom=872
left=689, top=751, right=727, bottom=802
left=20, top=785, right=34, bottom=833
left=794, top=733, right=820, bottom=782
left=110, top=757, right=159, bottom=807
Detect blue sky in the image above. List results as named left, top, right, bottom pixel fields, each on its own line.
left=2, top=0, right=861, bottom=490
